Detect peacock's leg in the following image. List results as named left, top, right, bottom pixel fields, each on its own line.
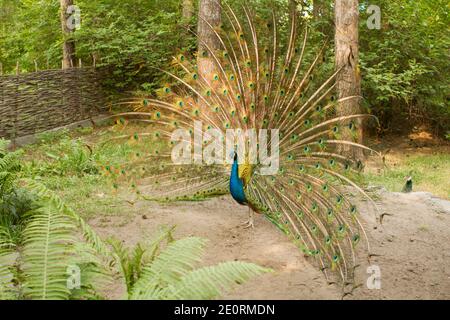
left=241, top=207, right=254, bottom=229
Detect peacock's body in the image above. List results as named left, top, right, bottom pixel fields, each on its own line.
left=113, top=3, right=377, bottom=290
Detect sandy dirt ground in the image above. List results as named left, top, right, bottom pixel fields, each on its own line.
left=91, top=188, right=450, bottom=300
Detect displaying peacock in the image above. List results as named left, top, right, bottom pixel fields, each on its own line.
left=109, top=3, right=378, bottom=290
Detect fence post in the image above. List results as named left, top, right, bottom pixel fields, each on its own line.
left=12, top=61, right=20, bottom=149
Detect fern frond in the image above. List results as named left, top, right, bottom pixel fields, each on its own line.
left=129, top=237, right=206, bottom=299
left=69, top=242, right=115, bottom=300
left=20, top=179, right=113, bottom=259
left=164, top=261, right=271, bottom=300
left=21, top=201, right=76, bottom=300
left=139, top=225, right=176, bottom=266
left=0, top=237, right=18, bottom=300
left=20, top=179, right=119, bottom=294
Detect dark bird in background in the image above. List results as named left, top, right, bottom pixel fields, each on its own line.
left=402, top=176, right=413, bottom=193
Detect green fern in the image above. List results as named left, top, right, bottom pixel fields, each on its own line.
left=165, top=261, right=270, bottom=300
left=21, top=179, right=113, bottom=259
left=21, top=201, right=76, bottom=300
left=0, top=235, right=17, bottom=300
left=129, top=237, right=206, bottom=299
left=128, top=237, right=271, bottom=300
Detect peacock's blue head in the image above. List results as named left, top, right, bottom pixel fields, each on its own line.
left=229, top=148, right=238, bottom=163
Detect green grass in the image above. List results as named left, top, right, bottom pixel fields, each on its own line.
left=365, top=152, right=450, bottom=199
left=16, top=123, right=166, bottom=220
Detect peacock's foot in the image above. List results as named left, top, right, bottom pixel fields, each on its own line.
left=240, top=208, right=255, bottom=229
left=240, top=218, right=254, bottom=229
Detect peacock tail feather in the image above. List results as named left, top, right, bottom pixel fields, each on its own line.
left=108, top=3, right=379, bottom=289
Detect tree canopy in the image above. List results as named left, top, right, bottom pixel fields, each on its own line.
left=0, top=0, right=448, bottom=134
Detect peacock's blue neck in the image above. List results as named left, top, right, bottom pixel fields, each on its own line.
left=230, top=157, right=247, bottom=205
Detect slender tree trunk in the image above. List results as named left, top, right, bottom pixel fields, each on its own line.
left=182, top=0, right=194, bottom=22
left=334, top=0, right=363, bottom=159
left=60, top=0, right=76, bottom=69
left=197, top=0, right=221, bottom=105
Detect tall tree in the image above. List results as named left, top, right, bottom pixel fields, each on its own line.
left=60, top=0, right=76, bottom=69
left=182, top=0, right=194, bottom=23
left=197, top=0, right=221, bottom=78
left=334, top=0, right=363, bottom=159
left=197, top=0, right=221, bottom=106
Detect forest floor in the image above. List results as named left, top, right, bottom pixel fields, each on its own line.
left=18, top=124, right=450, bottom=299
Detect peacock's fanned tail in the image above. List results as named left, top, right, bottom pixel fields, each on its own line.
left=110, top=3, right=379, bottom=288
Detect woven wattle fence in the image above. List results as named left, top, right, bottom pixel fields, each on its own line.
left=0, top=67, right=107, bottom=140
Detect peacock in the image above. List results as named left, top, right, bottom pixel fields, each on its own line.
left=109, top=3, right=378, bottom=291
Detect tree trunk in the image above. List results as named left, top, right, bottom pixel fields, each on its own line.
left=197, top=0, right=221, bottom=106
left=60, top=0, right=76, bottom=69
left=334, top=0, right=363, bottom=159
left=182, top=0, right=194, bottom=22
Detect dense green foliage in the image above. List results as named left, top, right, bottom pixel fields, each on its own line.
left=359, top=0, right=450, bottom=134
left=0, top=0, right=448, bottom=132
